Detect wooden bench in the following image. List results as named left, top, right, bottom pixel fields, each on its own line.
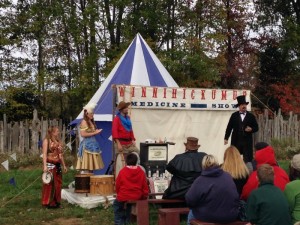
left=158, top=207, right=189, bottom=225
left=127, top=198, right=186, bottom=225
left=190, top=219, right=249, bottom=225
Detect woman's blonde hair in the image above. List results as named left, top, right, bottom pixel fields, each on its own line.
left=221, top=146, right=249, bottom=179
left=202, top=154, right=219, bottom=169
left=45, top=126, right=60, bottom=142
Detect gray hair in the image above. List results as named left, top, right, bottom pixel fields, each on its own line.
left=202, top=154, right=219, bottom=169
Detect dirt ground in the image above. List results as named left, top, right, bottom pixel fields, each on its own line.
left=42, top=218, right=85, bottom=225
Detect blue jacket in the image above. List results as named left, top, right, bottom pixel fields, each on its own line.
left=185, top=166, right=239, bottom=223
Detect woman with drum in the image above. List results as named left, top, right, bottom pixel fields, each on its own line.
left=76, top=102, right=104, bottom=172
left=42, top=126, right=67, bottom=208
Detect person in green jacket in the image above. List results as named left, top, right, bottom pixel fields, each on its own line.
left=284, top=153, right=300, bottom=224
left=246, top=164, right=292, bottom=225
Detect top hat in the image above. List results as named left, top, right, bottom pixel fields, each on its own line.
left=83, top=102, right=97, bottom=113
left=184, top=137, right=200, bottom=150
left=236, top=95, right=249, bottom=107
left=117, top=101, right=131, bottom=111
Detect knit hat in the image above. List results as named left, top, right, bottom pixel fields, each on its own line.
left=254, top=142, right=269, bottom=151
left=291, top=154, right=300, bottom=171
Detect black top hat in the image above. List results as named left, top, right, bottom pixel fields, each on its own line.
left=236, top=95, right=249, bottom=107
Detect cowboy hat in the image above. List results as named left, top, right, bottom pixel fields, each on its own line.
left=236, top=95, right=249, bottom=107
left=117, top=101, right=131, bottom=110
left=184, top=137, right=200, bottom=151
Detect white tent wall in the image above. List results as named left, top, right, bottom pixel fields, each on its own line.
left=116, top=85, right=251, bottom=164
left=130, top=109, right=233, bottom=163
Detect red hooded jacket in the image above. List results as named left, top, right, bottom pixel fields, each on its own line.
left=241, top=145, right=289, bottom=200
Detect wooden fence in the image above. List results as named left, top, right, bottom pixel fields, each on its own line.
left=0, top=110, right=73, bottom=154
left=255, top=109, right=300, bottom=144
left=0, top=109, right=299, bottom=154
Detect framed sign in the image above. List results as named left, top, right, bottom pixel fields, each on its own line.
left=148, top=145, right=167, bottom=161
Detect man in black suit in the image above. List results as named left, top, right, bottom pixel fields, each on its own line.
left=224, top=95, right=258, bottom=163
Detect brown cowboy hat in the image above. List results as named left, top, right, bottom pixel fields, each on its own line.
left=236, top=95, right=249, bottom=107
left=117, top=101, right=131, bottom=110
left=184, top=137, right=200, bottom=150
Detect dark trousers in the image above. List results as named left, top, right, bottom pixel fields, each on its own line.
left=235, top=141, right=253, bottom=163
left=113, top=199, right=132, bottom=225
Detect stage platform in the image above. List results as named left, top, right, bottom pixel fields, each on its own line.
left=61, top=182, right=116, bottom=209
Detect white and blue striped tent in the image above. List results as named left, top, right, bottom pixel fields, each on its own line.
left=72, top=33, right=178, bottom=174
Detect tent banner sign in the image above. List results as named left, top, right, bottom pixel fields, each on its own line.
left=116, top=85, right=251, bottom=111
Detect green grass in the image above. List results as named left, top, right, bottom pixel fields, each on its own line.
left=0, top=168, right=187, bottom=225
left=0, top=168, right=115, bottom=225
left=0, top=150, right=288, bottom=225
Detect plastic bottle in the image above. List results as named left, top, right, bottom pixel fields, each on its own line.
left=148, top=166, right=151, bottom=178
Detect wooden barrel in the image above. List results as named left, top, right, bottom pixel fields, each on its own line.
left=74, top=173, right=93, bottom=193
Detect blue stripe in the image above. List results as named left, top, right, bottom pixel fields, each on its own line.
left=94, top=37, right=137, bottom=115
left=191, top=104, right=207, bottom=108
left=139, top=37, right=167, bottom=87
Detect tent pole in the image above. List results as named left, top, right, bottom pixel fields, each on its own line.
left=112, top=85, right=117, bottom=176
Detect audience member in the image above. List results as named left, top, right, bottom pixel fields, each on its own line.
left=163, top=137, right=207, bottom=199
left=113, top=153, right=149, bottom=225
left=221, top=146, right=249, bottom=196
left=284, top=153, right=300, bottom=224
left=185, top=155, right=239, bottom=224
left=246, top=164, right=292, bottom=225
left=251, top=142, right=271, bottom=171
left=241, top=143, right=289, bottom=200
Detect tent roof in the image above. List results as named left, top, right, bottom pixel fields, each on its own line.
left=72, top=33, right=178, bottom=124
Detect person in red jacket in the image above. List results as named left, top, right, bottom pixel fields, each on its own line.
left=113, top=153, right=149, bottom=225
left=241, top=143, right=289, bottom=200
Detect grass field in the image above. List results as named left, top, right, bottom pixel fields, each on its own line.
left=0, top=157, right=290, bottom=225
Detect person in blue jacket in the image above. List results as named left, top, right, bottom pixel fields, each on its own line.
left=185, top=154, right=239, bottom=225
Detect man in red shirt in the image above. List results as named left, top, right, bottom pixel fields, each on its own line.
left=113, top=153, right=149, bottom=225
left=112, top=101, right=139, bottom=178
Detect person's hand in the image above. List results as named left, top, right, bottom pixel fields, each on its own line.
left=43, top=165, right=48, bottom=173
left=132, top=140, right=136, bottom=146
left=117, top=142, right=123, bottom=152
left=224, top=139, right=228, bottom=145
left=63, top=166, right=68, bottom=173
left=94, top=129, right=102, bottom=135
left=245, top=126, right=252, bottom=132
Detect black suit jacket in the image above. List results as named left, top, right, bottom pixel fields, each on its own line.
left=224, top=111, right=258, bottom=160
